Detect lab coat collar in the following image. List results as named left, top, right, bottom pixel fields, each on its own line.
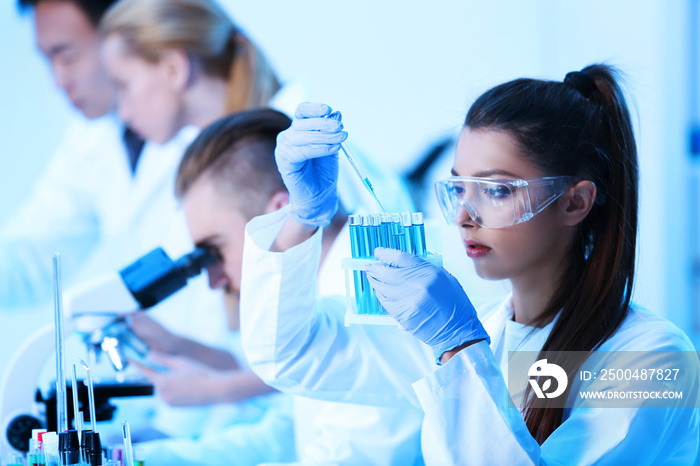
left=482, top=294, right=561, bottom=356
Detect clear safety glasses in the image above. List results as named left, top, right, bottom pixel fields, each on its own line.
left=434, top=176, right=578, bottom=228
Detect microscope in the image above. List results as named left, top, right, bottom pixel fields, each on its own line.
left=0, top=247, right=215, bottom=455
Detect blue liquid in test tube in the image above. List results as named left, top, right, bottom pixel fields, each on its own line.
left=400, top=212, right=414, bottom=254
left=391, top=214, right=406, bottom=252
left=412, top=212, right=427, bottom=256
left=348, top=215, right=366, bottom=317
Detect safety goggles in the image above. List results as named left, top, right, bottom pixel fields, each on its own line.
left=434, top=176, right=578, bottom=228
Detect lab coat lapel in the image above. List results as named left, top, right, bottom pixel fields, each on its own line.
left=482, top=296, right=512, bottom=353
left=126, top=126, right=200, bottom=223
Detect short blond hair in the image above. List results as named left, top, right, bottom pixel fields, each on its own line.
left=100, top=0, right=280, bottom=113
left=175, top=109, right=291, bottom=219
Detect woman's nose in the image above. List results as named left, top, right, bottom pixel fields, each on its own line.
left=455, top=203, right=478, bottom=228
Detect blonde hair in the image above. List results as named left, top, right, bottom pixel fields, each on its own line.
left=100, top=0, right=280, bottom=113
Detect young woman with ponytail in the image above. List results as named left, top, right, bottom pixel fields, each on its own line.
left=98, top=0, right=282, bottom=144
left=239, top=64, right=699, bottom=465
left=365, top=64, right=699, bottom=463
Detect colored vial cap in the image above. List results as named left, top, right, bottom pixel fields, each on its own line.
left=32, top=428, right=47, bottom=442
left=110, top=447, right=124, bottom=461
left=38, top=430, right=50, bottom=444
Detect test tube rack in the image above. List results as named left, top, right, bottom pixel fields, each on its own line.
left=343, top=212, right=442, bottom=326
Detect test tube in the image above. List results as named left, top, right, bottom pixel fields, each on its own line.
left=29, top=429, right=47, bottom=466
left=348, top=215, right=364, bottom=259
left=122, top=422, right=134, bottom=466
left=78, top=359, right=97, bottom=433
left=358, top=216, right=374, bottom=314
left=348, top=215, right=365, bottom=315
left=411, top=212, right=427, bottom=256
left=400, top=212, right=414, bottom=254
left=367, top=215, right=382, bottom=258
left=391, top=214, right=406, bottom=252
left=42, top=432, right=59, bottom=466
left=367, top=215, right=383, bottom=314
left=379, top=214, right=393, bottom=249
left=53, top=253, right=68, bottom=433
left=71, top=364, right=81, bottom=438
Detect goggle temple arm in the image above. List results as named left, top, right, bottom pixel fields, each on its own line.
left=525, top=177, right=577, bottom=218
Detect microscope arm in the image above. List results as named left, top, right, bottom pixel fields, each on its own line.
left=0, top=322, right=74, bottom=453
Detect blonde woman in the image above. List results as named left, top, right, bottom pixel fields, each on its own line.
left=96, top=0, right=299, bottom=454
left=99, top=0, right=286, bottom=144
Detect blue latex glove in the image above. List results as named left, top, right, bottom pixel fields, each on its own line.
left=365, top=248, right=490, bottom=364
left=275, top=102, right=348, bottom=227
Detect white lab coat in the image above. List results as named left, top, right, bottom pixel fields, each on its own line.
left=240, top=208, right=700, bottom=466
left=281, top=222, right=424, bottom=466
left=241, top=208, right=434, bottom=465
left=415, top=299, right=700, bottom=465
left=134, top=392, right=297, bottom=466
left=0, top=113, right=127, bottom=308
left=0, top=112, right=272, bottom=440
left=0, top=112, right=229, bottom=345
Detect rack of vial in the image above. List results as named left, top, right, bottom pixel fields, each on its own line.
left=342, top=212, right=442, bottom=325
left=2, top=432, right=144, bottom=466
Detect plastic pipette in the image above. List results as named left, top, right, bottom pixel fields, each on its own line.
left=53, top=253, right=68, bottom=433
left=71, top=364, right=81, bottom=438
left=78, top=359, right=97, bottom=433
left=122, top=422, right=134, bottom=466
left=339, top=143, right=386, bottom=212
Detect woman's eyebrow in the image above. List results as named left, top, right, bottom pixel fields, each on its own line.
left=451, top=168, right=520, bottom=178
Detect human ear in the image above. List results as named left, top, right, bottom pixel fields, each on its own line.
left=559, top=180, right=597, bottom=226
left=159, top=48, right=191, bottom=91
left=265, top=191, right=289, bottom=214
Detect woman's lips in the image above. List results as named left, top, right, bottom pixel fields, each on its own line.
left=464, top=240, right=492, bottom=258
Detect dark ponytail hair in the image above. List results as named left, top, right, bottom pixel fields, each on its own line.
left=465, top=64, right=638, bottom=443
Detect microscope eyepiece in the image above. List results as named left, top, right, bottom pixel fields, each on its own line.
left=119, top=246, right=217, bottom=308
left=174, top=247, right=216, bottom=279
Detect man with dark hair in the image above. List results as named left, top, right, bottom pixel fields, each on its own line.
left=4, top=0, right=238, bottom=443
left=1, top=0, right=152, bottom=309
left=17, top=0, right=117, bottom=119
left=18, top=0, right=116, bottom=27
left=124, top=108, right=299, bottom=465
left=7, top=0, right=282, bottom=452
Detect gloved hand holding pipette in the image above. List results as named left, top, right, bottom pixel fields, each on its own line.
left=275, top=103, right=347, bottom=227
left=365, top=248, right=490, bottom=363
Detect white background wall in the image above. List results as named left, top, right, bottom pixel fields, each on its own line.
left=0, top=0, right=696, bottom=394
